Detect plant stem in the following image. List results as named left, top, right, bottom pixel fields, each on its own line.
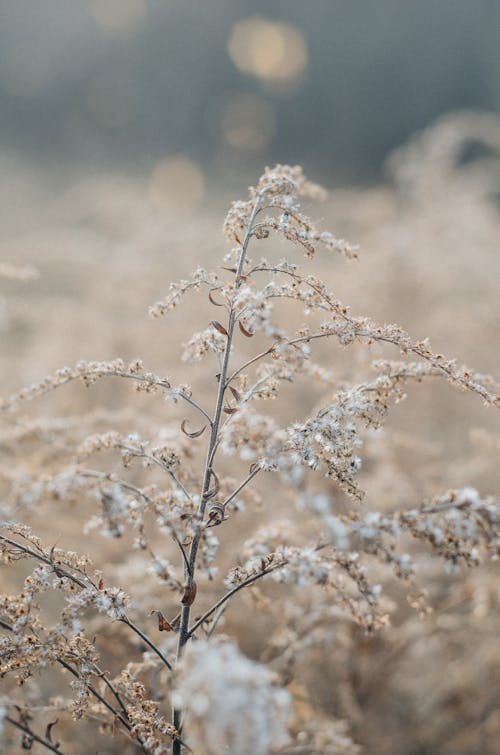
left=171, top=197, right=261, bottom=754
left=5, top=716, right=67, bottom=755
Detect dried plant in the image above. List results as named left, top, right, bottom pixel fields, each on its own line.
left=0, top=158, right=499, bottom=754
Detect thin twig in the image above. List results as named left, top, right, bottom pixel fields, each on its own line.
left=222, top=466, right=261, bottom=509
left=91, top=664, right=130, bottom=721
left=5, top=716, right=66, bottom=755
left=187, top=561, right=287, bottom=639
left=57, top=658, right=133, bottom=735
left=120, top=616, right=173, bottom=671
left=188, top=540, right=332, bottom=639
left=80, top=470, right=192, bottom=574
left=2, top=368, right=212, bottom=424
left=204, top=603, right=228, bottom=640
left=0, top=534, right=89, bottom=589
left=0, top=618, right=145, bottom=749
left=0, top=533, right=173, bottom=673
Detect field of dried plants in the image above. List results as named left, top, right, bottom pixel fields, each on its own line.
left=1, top=113, right=499, bottom=754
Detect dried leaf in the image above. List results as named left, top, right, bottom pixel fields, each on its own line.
left=22, top=734, right=33, bottom=750
left=223, top=405, right=238, bottom=414
left=211, top=320, right=228, bottom=336
left=98, top=578, right=104, bottom=590
left=181, top=419, right=207, bottom=439
left=45, top=720, right=59, bottom=745
left=229, top=386, right=241, bottom=402
left=207, top=502, right=226, bottom=526
left=239, top=321, right=254, bottom=337
left=208, top=289, right=224, bottom=307
left=169, top=612, right=181, bottom=631
left=181, top=578, right=197, bottom=607
left=152, top=610, right=173, bottom=632
left=205, top=470, right=220, bottom=500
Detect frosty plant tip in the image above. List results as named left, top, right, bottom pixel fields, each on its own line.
left=0, top=165, right=499, bottom=755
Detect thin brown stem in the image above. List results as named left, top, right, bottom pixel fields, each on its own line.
left=245, top=265, right=499, bottom=408
left=204, top=603, right=228, bottom=639
left=0, top=617, right=144, bottom=748
left=2, top=368, right=212, bottom=424
left=187, top=562, right=287, bottom=639
left=90, top=664, right=130, bottom=721
left=5, top=715, right=67, bottom=755
left=0, top=534, right=89, bottom=590
left=171, top=195, right=262, bottom=755
left=188, top=541, right=331, bottom=639
left=80, top=471, right=192, bottom=574
left=120, top=616, right=173, bottom=670
left=0, top=533, right=173, bottom=672
left=57, top=659, right=133, bottom=735
left=221, top=466, right=261, bottom=509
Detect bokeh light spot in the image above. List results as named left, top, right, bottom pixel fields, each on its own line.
left=227, top=17, right=308, bottom=85
left=90, top=0, right=147, bottom=36
left=222, top=94, right=276, bottom=151
left=149, top=157, right=205, bottom=212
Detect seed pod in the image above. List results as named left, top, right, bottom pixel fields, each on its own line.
left=207, top=502, right=225, bottom=526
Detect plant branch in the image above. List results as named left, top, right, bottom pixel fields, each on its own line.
left=119, top=616, right=173, bottom=670
left=222, top=466, right=261, bottom=509
left=171, top=194, right=263, bottom=754
left=80, top=471, right=192, bottom=575
left=5, top=715, right=66, bottom=755
left=187, top=561, right=287, bottom=639
left=0, top=533, right=173, bottom=672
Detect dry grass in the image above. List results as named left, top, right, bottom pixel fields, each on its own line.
left=0, top=113, right=499, bottom=754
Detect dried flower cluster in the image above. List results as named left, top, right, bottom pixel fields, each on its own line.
left=0, top=156, right=499, bottom=755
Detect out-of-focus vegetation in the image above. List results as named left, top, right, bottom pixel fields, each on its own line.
left=1, top=2, right=499, bottom=753
left=0, top=113, right=499, bottom=754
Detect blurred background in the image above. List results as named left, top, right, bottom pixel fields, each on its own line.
left=1, top=3, right=500, bottom=754
left=1, top=0, right=500, bottom=196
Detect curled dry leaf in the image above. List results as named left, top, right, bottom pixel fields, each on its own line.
left=181, top=419, right=207, bottom=438
left=211, top=320, right=228, bottom=336
left=45, top=720, right=59, bottom=745
left=229, top=386, right=241, bottom=402
left=205, top=470, right=220, bottom=500
left=208, top=289, right=224, bottom=307
left=223, top=405, right=238, bottom=415
left=207, top=502, right=226, bottom=526
left=152, top=610, right=174, bottom=632
left=181, top=578, right=198, bottom=607
left=238, top=321, right=254, bottom=338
